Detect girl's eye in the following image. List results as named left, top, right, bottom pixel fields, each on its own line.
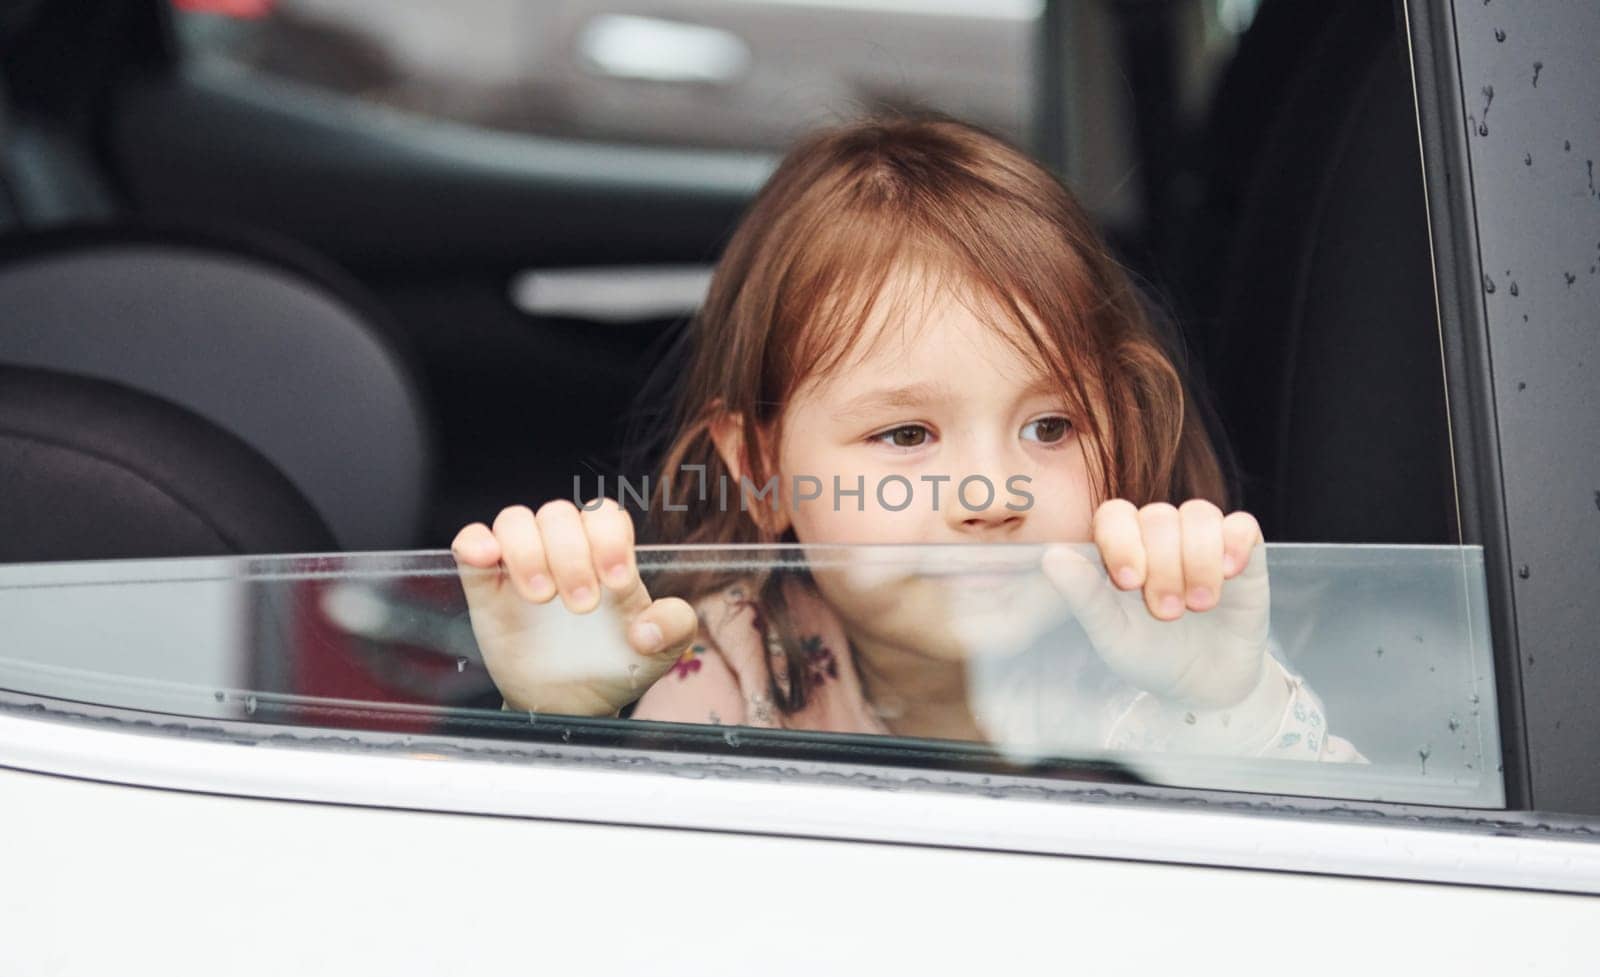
left=1021, top=416, right=1073, bottom=444
left=873, top=424, right=931, bottom=448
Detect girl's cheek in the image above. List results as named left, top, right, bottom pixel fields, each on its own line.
left=1020, top=455, right=1096, bottom=543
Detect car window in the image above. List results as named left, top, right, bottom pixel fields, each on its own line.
left=0, top=542, right=1500, bottom=807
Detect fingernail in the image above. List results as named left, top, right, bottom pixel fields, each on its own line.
left=632, top=620, right=664, bottom=653
left=569, top=585, right=595, bottom=608
left=1187, top=586, right=1214, bottom=609
left=1158, top=594, right=1183, bottom=618
left=1115, top=566, right=1140, bottom=589
left=529, top=574, right=554, bottom=598
left=604, top=563, right=631, bottom=588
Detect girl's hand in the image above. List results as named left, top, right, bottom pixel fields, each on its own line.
left=1040, top=499, right=1271, bottom=709
left=452, top=499, right=698, bottom=716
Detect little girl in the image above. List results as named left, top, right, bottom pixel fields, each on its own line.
left=454, top=116, right=1359, bottom=762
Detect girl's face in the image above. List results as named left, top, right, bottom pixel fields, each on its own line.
left=755, top=271, right=1100, bottom=660
left=772, top=271, right=1097, bottom=548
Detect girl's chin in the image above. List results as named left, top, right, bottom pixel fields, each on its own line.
left=861, top=573, right=1073, bottom=662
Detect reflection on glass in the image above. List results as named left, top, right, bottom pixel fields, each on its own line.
left=0, top=544, right=1499, bottom=806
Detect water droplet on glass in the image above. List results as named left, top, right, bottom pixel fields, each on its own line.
left=1532, top=61, right=1543, bottom=87
left=1184, top=712, right=1197, bottom=725
left=561, top=729, right=572, bottom=744
left=723, top=729, right=742, bottom=748
left=1524, top=152, right=1533, bottom=166
left=1419, top=745, right=1432, bottom=775
left=1375, top=646, right=1385, bottom=658
left=1482, top=273, right=1497, bottom=294
left=245, top=695, right=258, bottom=716
left=1566, top=272, right=1577, bottom=286
left=1470, top=693, right=1481, bottom=705
left=1477, top=121, right=1489, bottom=137
left=214, top=690, right=226, bottom=702
left=1565, top=140, right=1572, bottom=151
left=455, top=656, right=468, bottom=673
left=1516, top=380, right=1527, bottom=391
left=1493, top=28, right=1505, bottom=42
left=1448, top=715, right=1461, bottom=732
left=1518, top=564, right=1531, bottom=579
left=1509, top=280, right=1519, bottom=296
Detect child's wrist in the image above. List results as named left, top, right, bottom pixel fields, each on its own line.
left=1121, top=658, right=1293, bottom=754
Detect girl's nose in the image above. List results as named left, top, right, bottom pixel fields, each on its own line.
left=943, top=436, right=1025, bottom=535
left=945, top=474, right=1025, bottom=536
left=958, top=507, right=1023, bottom=535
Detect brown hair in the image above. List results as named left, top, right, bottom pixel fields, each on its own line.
left=644, top=114, right=1227, bottom=711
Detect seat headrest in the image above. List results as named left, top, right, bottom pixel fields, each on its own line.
left=0, top=224, right=434, bottom=550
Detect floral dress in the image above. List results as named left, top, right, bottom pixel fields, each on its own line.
left=633, top=579, right=1363, bottom=762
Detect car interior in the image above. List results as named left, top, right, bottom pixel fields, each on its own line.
left=0, top=0, right=1450, bottom=562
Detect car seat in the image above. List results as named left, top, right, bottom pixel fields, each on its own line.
left=0, top=225, right=434, bottom=551
left=0, top=363, right=334, bottom=560
left=1200, top=0, right=1455, bottom=544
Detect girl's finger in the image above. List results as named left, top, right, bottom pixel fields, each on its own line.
left=581, top=499, right=645, bottom=605
left=451, top=521, right=501, bottom=569
left=1221, top=510, right=1264, bottom=579
left=1040, top=543, right=1133, bottom=652
left=1093, top=499, right=1146, bottom=590
left=1179, top=499, right=1225, bottom=611
left=1137, top=502, right=1185, bottom=621
left=491, top=506, right=556, bottom=604
left=627, top=596, right=700, bottom=659
left=535, top=500, right=600, bottom=613
left=452, top=521, right=505, bottom=608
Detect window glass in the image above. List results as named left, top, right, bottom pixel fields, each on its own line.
left=0, top=543, right=1501, bottom=807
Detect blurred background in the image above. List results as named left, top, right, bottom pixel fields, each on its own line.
left=3, top=0, right=1438, bottom=557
